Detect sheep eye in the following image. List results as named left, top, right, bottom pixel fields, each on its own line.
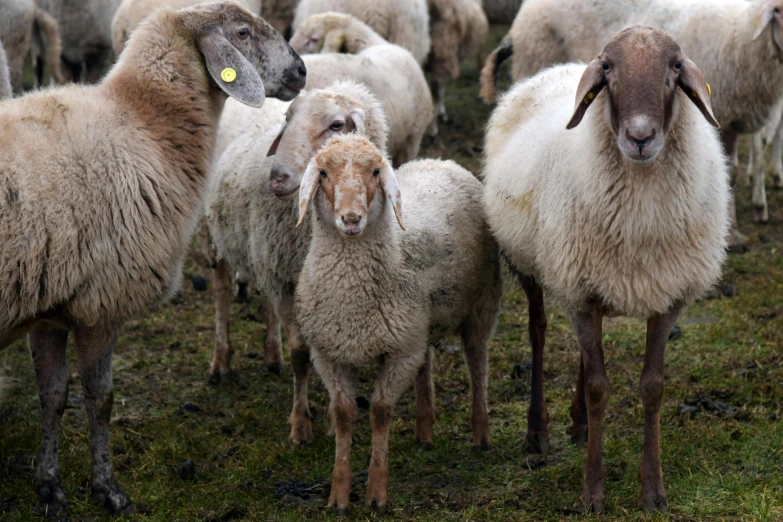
left=674, top=61, right=682, bottom=70
left=373, top=169, right=380, bottom=177
left=601, top=62, right=609, bottom=71
left=237, top=28, right=249, bottom=39
left=776, top=7, right=781, bottom=14
left=330, top=121, right=344, bottom=131
left=319, top=169, right=327, bottom=178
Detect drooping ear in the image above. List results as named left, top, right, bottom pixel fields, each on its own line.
left=753, top=4, right=777, bottom=40
left=296, top=159, right=321, bottom=227
left=323, top=30, right=346, bottom=53
left=677, top=56, right=720, bottom=128
left=267, top=122, right=287, bottom=156
left=566, top=59, right=606, bottom=130
left=379, top=160, right=404, bottom=230
left=347, top=108, right=366, bottom=135
left=198, top=27, right=266, bottom=107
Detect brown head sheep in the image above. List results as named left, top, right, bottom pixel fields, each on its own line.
left=0, top=2, right=305, bottom=513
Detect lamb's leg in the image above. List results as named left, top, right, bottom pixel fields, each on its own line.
left=264, top=295, right=284, bottom=374
left=312, top=352, right=356, bottom=514
left=751, top=133, right=769, bottom=223
left=209, top=258, right=233, bottom=384
left=638, top=303, right=683, bottom=513
left=519, top=275, right=550, bottom=455
left=773, top=118, right=783, bottom=188
left=721, top=131, right=747, bottom=249
left=30, top=326, right=71, bottom=514
left=73, top=321, right=134, bottom=514
left=461, top=315, right=492, bottom=450
left=276, top=289, right=312, bottom=445
left=568, top=303, right=608, bottom=514
left=742, top=135, right=753, bottom=188
left=435, top=80, right=448, bottom=123
left=569, top=358, right=588, bottom=447
left=367, top=351, right=425, bottom=511
left=414, top=346, right=435, bottom=449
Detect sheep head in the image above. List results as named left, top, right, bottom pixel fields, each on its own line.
left=179, top=2, right=306, bottom=106
left=296, top=135, right=403, bottom=236
left=289, top=13, right=354, bottom=54
left=566, top=25, right=718, bottom=165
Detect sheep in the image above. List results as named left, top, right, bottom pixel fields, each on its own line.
left=0, top=0, right=64, bottom=92
left=292, top=0, right=431, bottom=65
left=295, top=134, right=501, bottom=513
left=112, top=0, right=261, bottom=54
left=483, top=26, right=729, bottom=512
left=0, top=40, right=11, bottom=99
left=480, top=0, right=783, bottom=248
left=427, top=0, right=488, bottom=129
left=743, top=103, right=783, bottom=224
left=481, top=0, right=522, bottom=24
left=262, top=0, right=298, bottom=38
left=0, top=2, right=305, bottom=513
left=204, top=80, right=388, bottom=445
left=289, top=13, right=434, bottom=166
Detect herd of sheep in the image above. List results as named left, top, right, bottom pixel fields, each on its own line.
left=0, top=0, right=779, bottom=517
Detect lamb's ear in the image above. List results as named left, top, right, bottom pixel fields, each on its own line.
left=566, top=59, right=606, bottom=130
left=296, top=160, right=320, bottom=228
left=199, top=27, right=266, bottom=107
left=379, top=160, right=404, bottom=230
left=323, top=30, right=346, bottom=52
left=753, top=4, right=776, bottom=40
left=267, top=122, right=287, bottom=156
left=677, top=56, right=720, bottom=128
left=347, top=108, right=366, bottom=135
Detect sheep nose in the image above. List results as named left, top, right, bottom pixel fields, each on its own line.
left=627, top=128, right=656, bottom=153
left=269, top=167, right=292, bottom=194
left=297, top=65, right=307, bottom=80
left=341, top=213, right=362, bottom=226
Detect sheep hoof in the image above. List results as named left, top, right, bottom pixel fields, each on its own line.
left=570, top=426, right=588, bottom=448
left=727, top=230, right=749, bottom=254
left=369, top=501, right=387, bottom=513
left=35, top=480, right=70, bottom=515
left=525, top=430, right=551, bottom=455
left=334, top=506, right=349, bottom=516
left=265, top=361, right=282, bottom=375
left=416, top=439, right=434, bottom=451
left=753, top=206, right=769, bottom=224
left=92, top=481, right=135, bottom=515
left=473, top=439, right=491, bottom=452
left=639, top=495, right=668, bottom=513
left=207, top=369, right=233, bottom=386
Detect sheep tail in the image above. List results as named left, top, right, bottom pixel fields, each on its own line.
left=479, top=35, right=513, bottom=103
left=34, top=8, right=64, bottom=83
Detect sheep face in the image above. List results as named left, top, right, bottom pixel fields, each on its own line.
left=267, top=91, right=367, bottom=197
left=180, top=2, right=307, bottom=105
left=566, top=25, right=718, bottom=165
left=296, top=136, right=404, bottom=236
left=289, top=13, right=350, bottom=54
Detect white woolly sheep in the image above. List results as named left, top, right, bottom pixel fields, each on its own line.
left=0, top=40, right=12, bottom=99
left=427, top=0, right=488, bottom=129
left=295, top=134, right=501, bottom=513
left=483, top=27, right=729, bottom=513
left=112, top=0, right=261, bottom=54
left=289, top=13, right=434, bottom=166
left=204, top=80, right=389, bottom=446
left=292, top=0, right=431, bottom=65
left=0, top=2, right=305, bottom=513
left=480, top=0, right=783, bottom=247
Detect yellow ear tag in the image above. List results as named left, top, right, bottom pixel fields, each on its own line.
left=221, top=68, right=237, bottom=83
left=706, top=83, right=711, bottom=98
left=583, top=91, right=595, bottom=105
left=692, top=90, right=698, bottom=99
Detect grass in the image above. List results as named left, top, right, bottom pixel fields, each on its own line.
left=2, top=26, right=783, bottom=522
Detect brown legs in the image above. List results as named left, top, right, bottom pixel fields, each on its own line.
left=721, top=130, right=748, bottom=249
left=569, top=358, right=589, bottom=447
left=414, top=346, right=435, bottom=449
left=638, top=303, right=683, bottom=513
left=208, top=259, right=233, bottom=384
left=520, top=275, right=550, bottom=454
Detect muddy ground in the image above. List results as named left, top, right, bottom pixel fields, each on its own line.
left=2, top=26, right=783, bottom=522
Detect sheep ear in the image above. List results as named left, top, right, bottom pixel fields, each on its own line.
left=566, top=59, right=606, bottom=130
left=267, top=123, right=287, bottom=156
left=379, top=160, right=404, bottom=230
left=753, top=4, right=776, bottom=40
left=323, top=30, right=346, bottom=52
left=199, top=27, right=266, bottom=107
left=677, top=57, right=720, bottom=128
left=296, top=160, right=320, bottom=227
left=347, top=109, right=366, bottom=135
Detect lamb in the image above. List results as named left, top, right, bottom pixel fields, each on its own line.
left=205, top=80, right=388, bottom=445
left=112, top=0, right=261, bottom=54
left=480, top=0, right=783, bottom=247
left=295, top=134, right=501, bottom=513
left=481, top=0, right=522, bottom=24
left=483, top=26, right=729, bottom=512
left=292, top=0, right=431, bottom=65
left=0, top=2, right=305, bottom=513
left=427, top=0, right=488, bottom=128
left=0, top=40, right=11, bottom=99
left=289, top=13, right=434, bottom=166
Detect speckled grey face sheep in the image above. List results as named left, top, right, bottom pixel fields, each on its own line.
left=0, top=2, right=305, bottom=513
left=289, top=13, right=434, bottom=166
left=481, top=0, right=783, bottom=248
left=483, top=26, right=729, bottom=513
left=292, top=0, right=432, bottom=65
left=295, top=135, right=501, bottom=513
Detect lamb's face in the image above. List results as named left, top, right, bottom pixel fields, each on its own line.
left=289, top=14, right=349, bottom=54
left=566, top=26, right=718, bottom=165
left=268, top=92, right=367, bottom=197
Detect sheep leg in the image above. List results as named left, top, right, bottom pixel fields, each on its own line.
left=773, top=119, right=783, bottom=188
left=569, top=357, right=588, bottom=447
left=264, top=295, right=284, bottom=374
left=30, top=326, right=71, bottom=514
left=568, top=303, right=608, bottom=514
left=73, top=321, right=134, bottom=515
left=367, top=352, right=425, bottom=511
left=276, top=290, right=312, bottom=445
left=313, top=352, right=356, bottom=514
left=638, top=303, right=683, bottom=513
left=750, top=133, right=769, bottom=223
left=721, top=131, right=747, bottom=249
left=520, top=275, right=550, bottom=455
left=414, top=346, right=435, bottom=449
left=209, top=259, right=233, bottom=384
left=742, top=136, right=753, bottom=188
left=461, top=315, right=492, bottom=450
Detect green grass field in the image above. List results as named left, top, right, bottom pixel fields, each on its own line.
left=2, top=27, right=783, bottom=521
